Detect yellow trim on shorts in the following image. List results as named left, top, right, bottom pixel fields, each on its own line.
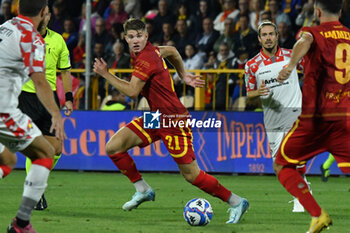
left=131, top=120, right=152, bottom=144
left=338, top=162, right=350, bottom=167
left=280, top=119, right=306, bottom=165
left=170, top=127, right=189, bottom=158
left=188, top=127, right=194, bottom=151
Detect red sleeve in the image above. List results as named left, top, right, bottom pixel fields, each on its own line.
left=297, top=57, right=305, bottom=72
left=132, top=54, right=153, bottom=82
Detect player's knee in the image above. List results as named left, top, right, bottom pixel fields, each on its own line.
left=273, top=161, right=283, bottom=176
left=0, top=148, right=17, bottom=169
left=3, top=153, right=17, bottom=169
left=53, top=144, right=62, bottom=155
left=48, top=138, right=62, bottom=155
left=181, top=171, right=198, bottom=183
left=40, top=143, right=55, bottom=159
left=182, top=173, right=195, bottom=183
left=106, top=140, right=124, bottom=155
left=7, top=154, right=17, bottom=169
left=106, top=141, right=116, bottom=155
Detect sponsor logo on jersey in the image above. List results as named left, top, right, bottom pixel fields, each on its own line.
left=264, top=78, right=278, bottom=85
left=258, top=70, right=271, bottom=75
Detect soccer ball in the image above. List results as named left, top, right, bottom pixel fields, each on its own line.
left=183, top=198, right=213, bottom=226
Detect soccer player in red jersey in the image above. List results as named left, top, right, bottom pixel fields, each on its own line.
left=93, top=18, right=249, bottom=224
left=276, top=0, right=350, bottom=232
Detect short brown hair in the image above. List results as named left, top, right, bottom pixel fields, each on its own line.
left=315, top=0, right=343, bottom=14
left=19, top=0, right=47, bottom=17
left=123, top=18, right=146, bottom=33
left=258, top=20, right=278, bottom=36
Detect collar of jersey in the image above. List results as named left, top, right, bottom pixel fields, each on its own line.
left=260, top=46, right=282, bottom=60
left=17, top=15, right=34, bottom=27
left=320, top=21, right=341, bottom=26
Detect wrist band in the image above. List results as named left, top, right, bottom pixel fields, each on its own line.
left=65, top=92, right=73, bottom=102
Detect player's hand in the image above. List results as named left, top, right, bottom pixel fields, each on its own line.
left=259, top=80, right=269, bottom=96
left=50, top=112, right=66, bottom=140
left=93, top=58, right=109, bottom=77
left=64, top=100, right=73, bottom=116
left=277, top=66, right=293, bottom=83
left=182, top=73, right=205, bottom=88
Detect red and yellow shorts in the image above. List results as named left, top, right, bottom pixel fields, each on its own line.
left=275, top=118, right=350, bottom=173
left=126, top=117, right=196, bottom=164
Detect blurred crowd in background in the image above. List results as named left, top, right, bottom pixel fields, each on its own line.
left=1, top=0, right=350, bottom=110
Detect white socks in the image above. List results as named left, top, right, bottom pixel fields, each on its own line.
left=227, top=193, right=242, bottom=207
left=23, top=164, right=50, bottom=202
left=17, top=164, right=50, bottom=221
left=134, top=179, right=151, bottom=193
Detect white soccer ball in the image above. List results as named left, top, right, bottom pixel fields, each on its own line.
left=183, top=198, right=213, bottom=226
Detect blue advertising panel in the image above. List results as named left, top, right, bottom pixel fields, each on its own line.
left=15, top=111, right=341, bottom=175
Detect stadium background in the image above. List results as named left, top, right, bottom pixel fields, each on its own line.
left=1, top=0, right=348, bottom=174
left=1, top=1, right=349, bottom=232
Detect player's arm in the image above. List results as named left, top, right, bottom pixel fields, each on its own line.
left=247, top=80, right=269, bottom=98
left=93, top=58, right=145, bottom=99
left=30, top=72, right=64, bottom=140
left=245, top=63, right=269, bottom=98
left=58, top=34, right=74, bottom=116
left=277, top=33, right=313, bottom=82
left=158, top=46, right=205, bottom=88
left=61, top=69, right=74, bottom=116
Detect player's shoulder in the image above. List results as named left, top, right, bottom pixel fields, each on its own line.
left=280, top=48, right=292, bottom=56
left=140, top=43, right=157, bottom=57
left=245, top=53, right=262, bottom=72
left=9, top=17, right=38, bottom=37
left=13, top=16, right=34, bottom=31
left=246, top=53, right=260, bottom=66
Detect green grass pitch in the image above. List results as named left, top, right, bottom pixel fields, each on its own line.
left=1, top=170, right=349, bottom=233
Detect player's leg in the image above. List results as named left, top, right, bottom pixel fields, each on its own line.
left=274, top=119, right=332, bottom=232
left=162, top=126, right=248, bottom=224
left=0, top=146, right=17, bottom=179
left=23, top=91, right=62, bottom=211
left=292, top=165, right=311, bottom=213
left=32, top=135, right=62, bottom=211
left=107, top=119, right=156, bottom=210
left=177, top=160, right=249, bottom=224
left=8, top=135, right=55, bottom=232
left=274, top=162, right=332, bottom=233
left=44, top=135, right=62, bottom=169
left=268, top=130, right=306, bottom=213
left=320, top=153, right=335, bottom=182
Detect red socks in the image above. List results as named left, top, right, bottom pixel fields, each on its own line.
left=108, top=152, right=141, bottom=183
left=296, top=165, right=306, bottom=176
left=32, top=158, right=53, bottom=170
left=0, top=165, right=12, bottom=178
left=278, top=167, right=321, bottom=217
left=192, top=170, right=231, bottom=202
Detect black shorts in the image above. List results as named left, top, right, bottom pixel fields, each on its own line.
left=18, top=91, right=61, bottom=136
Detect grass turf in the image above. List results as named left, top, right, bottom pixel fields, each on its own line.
left=1, top=170, right=349, bottom=233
